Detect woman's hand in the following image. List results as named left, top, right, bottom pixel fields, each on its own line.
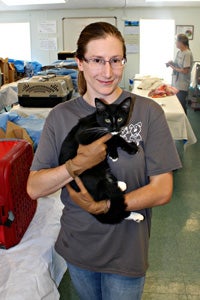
left=66, top=177, right=110, bottom=214
left=65, top=133, right=112, bottom=178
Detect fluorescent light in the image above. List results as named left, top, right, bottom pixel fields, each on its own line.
left=146, top=0, right=200, bottom=1
left=2, top=0, right=65, bottom=5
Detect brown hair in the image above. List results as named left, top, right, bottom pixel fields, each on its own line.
left=177, top=34, right=189, bottom=48
left=76, top=22, right=126, bottom=95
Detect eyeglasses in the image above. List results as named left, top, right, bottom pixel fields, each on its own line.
left=83, top=57, right=127, bottom=69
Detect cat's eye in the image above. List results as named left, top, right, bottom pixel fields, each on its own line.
left=105, top=118, right=111, bottom=123
left=117, top=117, right=123, bottom=122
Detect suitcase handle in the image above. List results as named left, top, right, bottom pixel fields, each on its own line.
left=0, top=206, right=15, bottom=227
left=38, top=74, right=56, bottom=82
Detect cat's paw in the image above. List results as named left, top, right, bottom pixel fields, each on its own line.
left=108, top=156, right=118, bottom=162
left=125, top=212, right=144, bottom=223
left=117, top=181, right=127, bottom=192
left=126, top=142, right=138, bottom=154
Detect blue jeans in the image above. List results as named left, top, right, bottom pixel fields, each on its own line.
left=67, top=262, right=145, bottom=300
left=176, top=90, right=188, bottom=114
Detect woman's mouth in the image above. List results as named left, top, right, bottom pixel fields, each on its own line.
left=98, top=79, right=114, bottom=85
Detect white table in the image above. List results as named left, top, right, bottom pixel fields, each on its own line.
left=11, top=104, right=52, bottom=119
left=0, top=191, right=66, bottom=300
left=133, top=83, right=197, bottom=146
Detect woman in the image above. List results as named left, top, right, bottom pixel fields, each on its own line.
left=27, top=22, right=182, bottom=300
left=166, top=33, right=193, bottom=113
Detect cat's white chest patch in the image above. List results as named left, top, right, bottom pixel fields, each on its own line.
left=111, top=131, right=119, bottom=136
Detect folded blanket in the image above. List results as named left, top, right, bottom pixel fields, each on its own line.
left=137, top=77, right=163, bottom=90
left=148, top=84, right=179, bottom=98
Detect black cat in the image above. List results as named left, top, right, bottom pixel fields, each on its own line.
left=59, top=97, right=139, bottom=224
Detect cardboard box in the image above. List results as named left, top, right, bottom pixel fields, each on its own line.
left=8, top=62, right=15, bottom=83
left=0, top=58, right=9, bottom=84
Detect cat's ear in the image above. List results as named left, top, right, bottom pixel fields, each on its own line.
left=95, top=98, right=107, bottom=113
left=120, top=97, right=132, bottom=113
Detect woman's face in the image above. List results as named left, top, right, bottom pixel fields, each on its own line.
left=176, top=40, right=181, bottom=49
left=77, top=35, right=125, bottom=102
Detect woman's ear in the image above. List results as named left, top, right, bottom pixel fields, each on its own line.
left=76, top=57, right=84, bottom=71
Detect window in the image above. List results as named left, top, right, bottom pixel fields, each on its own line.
left=0, top=22, right=31, bottom=60
left=140, top=19, right=175, bottom=83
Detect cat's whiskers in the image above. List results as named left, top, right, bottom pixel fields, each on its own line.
left=81, top=127, right=110, bottom=140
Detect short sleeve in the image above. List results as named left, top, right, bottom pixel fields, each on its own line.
left=183, top=52, right=192, bottom=69
left=144, top=104, right=182, bottom=176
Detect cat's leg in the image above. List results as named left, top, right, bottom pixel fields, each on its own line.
left=115, top=135, right=138, bottom=154
left=106, top=139, right=119, bottom=161
left=117, top=180, right=144, bottom=223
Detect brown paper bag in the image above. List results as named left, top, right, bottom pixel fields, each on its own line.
left=0, top=128, right=5, bottom=138
left=5, top=121, right=33, bottom=147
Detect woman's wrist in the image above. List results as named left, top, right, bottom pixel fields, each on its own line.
left=65, top=159, right=83, bottom=178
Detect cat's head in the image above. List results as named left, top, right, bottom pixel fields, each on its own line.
left=95, top=97, right=133, bottom=135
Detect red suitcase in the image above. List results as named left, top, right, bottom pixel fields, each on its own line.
left=0, top=140, right=37, bottom=249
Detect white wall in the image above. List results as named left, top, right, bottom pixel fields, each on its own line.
left=1, top=6, right=200, bottom=89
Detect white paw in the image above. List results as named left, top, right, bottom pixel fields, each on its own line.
left=125, top=212, right=144, bottom=223
left=117, top=181, right=127, bottom=192
left=109, top=156, right=118, bottom=162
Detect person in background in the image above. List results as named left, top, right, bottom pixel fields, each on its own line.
left=166, top=33, right=193, bottom=113
left=27, top=22, right=182, bottom=300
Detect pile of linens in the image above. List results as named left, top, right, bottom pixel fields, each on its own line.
left=148, top=84, right=178, bottom=98
left=136, top=76, right=178, bottom=98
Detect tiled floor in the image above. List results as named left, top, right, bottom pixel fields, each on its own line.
left=58, top=106, right=200, bottom=300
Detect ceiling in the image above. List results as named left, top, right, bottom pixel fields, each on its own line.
left=0, top=0, right=199, bottom=11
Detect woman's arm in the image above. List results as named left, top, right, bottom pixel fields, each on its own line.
left=124, top=172, right=173, bottom=211
left=27, top=165, right=73, bottom=200
left=169, top=64, right=190, bottom=74
left=65, top=172, right=173, bottom=215
left=27, top=133, right=112, bottom=200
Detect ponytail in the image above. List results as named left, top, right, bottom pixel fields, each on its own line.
left=78, top=71, right=87, bottom=96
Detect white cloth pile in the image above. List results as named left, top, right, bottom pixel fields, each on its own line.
left=136, top=76, right=163, bottom=90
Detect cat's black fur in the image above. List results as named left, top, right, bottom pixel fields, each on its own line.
left=59, top=97, right=138, bottom=224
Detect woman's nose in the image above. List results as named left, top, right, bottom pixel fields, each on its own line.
left=102, top=61, right=113, bottom=77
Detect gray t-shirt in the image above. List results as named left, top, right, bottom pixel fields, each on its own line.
left=172, top=49, right=193, bottom=91
left=31, top=90, right=182, bottom=277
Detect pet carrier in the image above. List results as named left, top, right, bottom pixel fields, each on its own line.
left=0, top=140, right=37, bottom=249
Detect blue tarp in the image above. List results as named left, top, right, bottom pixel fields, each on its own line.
left=8, top=59, right=42, bottom=75
left=0, top=112, right=45, bottom=150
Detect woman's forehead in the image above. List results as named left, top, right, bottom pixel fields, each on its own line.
left=85, top=36, right=123, bottom=56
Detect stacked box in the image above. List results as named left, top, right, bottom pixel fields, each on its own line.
left=0, top=140, right=37, bottom=249
left=0, top=57, right=9, bottom=85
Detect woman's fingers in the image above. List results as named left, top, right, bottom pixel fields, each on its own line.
left=74, top=176, right=88, bottom=193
